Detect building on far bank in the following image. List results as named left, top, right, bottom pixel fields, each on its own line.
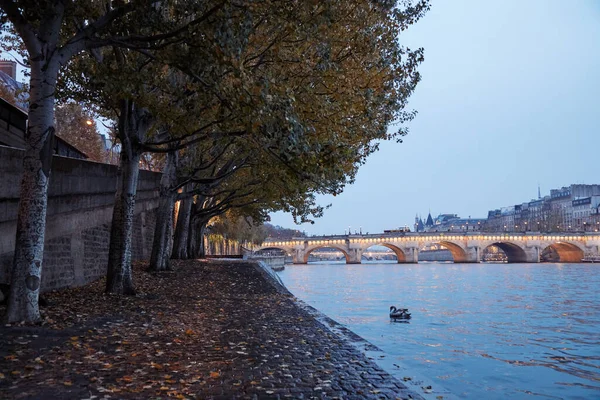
left=414, top=211, right=485, bottom=233
left=485, top=184, right=600, bottom=232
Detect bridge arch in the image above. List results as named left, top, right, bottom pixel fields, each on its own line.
left=482, top=242, right=528, bottom=263
left=304, top=245, right=351, bottom=264
left=419, top=240, right=468, bottom=263
left=541, top=242, right=584, bottom=263
left=364, top=243, right=406, bottom=263
left=254, top=246, right=293, bottom=256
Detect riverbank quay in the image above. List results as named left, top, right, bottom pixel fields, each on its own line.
left=0, top=260, right=426, bottom=399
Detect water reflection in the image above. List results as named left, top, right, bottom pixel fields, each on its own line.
left=278, top=263, right=600, bottom=400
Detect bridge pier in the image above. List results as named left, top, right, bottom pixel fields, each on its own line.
left=403, top=247, right=419, bottom=263
left=464, top=246, right=481, bottom=263
left=524, top=246, right=540, bottom=263
left=293, top=248, right=307, bottom=264
left=349, top=248, right=362, bottom=263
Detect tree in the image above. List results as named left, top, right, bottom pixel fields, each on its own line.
left=0, top=0, right=228, bottom=322
left=262, top=224, right=306, bottom=240
left=163, top=0, right=430, bottom=261
left=209, top=213, right=268, bottom=247
left=54, top=102, right=106, bottom=162
left=1, top=0, right=428, bottom=321
left=107, top=0, right=428, bottom=275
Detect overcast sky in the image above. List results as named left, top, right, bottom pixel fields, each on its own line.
left=269, top=0, right=600, bottom=236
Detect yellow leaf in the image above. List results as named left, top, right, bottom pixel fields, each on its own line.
left=70, top=336, right=79, bottom=341
left=151, top=362, right=163, bottom=370
left=209, top=371, right=220, bottom=379
left=122, top=376, right=133, bottom=383
left=185, top=329, right=194, bottom=336
left=63, top=381, right=73, bottom=386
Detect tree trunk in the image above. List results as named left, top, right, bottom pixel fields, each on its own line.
left=106, top=100, right=150, bottom=295
left=106, top=148, right=140, bottom=294
left=6, top=62, right=59, bottom=323
left=188, top=218, right=208, bottom=259
left=149, top=151, right=177, bottom=271
left=172, top=186, right=193, bottom=259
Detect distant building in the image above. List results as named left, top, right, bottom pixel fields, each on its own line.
left=0, top=60, right=28, bottom=110
left=425, top=212, right=434, bottom=229
left=485, top=184, right=600, bottom=232
left=0, top=60, right=16, bottom=79
left=414, top=211, right=485, bottom=232
left=414, top=214, right=425, bottom=232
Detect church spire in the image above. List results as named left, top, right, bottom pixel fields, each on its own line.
left=425, top=211, right=434, bottom=227
left=538, top=184, right=541, bottom=200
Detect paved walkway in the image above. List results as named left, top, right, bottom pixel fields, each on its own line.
left=0, top=260, right=426, bottom=399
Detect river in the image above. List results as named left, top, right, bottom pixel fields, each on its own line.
left=277, top=262, right=600, bottom=399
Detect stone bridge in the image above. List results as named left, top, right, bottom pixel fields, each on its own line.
left=256, top=232, right=600, bottom=264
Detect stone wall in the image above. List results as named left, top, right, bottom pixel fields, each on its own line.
left=0, top=145, right=161, bottom=292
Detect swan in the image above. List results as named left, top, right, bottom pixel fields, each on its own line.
left=390, top=306, right=411, bottom=320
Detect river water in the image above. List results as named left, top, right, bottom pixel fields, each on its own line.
left=277, top=262, right=600, bottom=399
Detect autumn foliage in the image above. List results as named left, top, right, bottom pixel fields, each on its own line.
left=0, top=0, right=429, bottom=322
left=54, top=103, right=107, bottom=162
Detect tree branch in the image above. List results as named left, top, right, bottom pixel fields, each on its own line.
left=0, top=0, right=40, bottom=55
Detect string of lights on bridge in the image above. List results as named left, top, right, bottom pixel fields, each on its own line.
left=266, top=233, right=600, bottom=247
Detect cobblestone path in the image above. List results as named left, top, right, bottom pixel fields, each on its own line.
left=0, top=260, right=425, bottom=399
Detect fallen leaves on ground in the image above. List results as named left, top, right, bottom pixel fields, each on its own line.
left=0, top=260, right=289, bottom=399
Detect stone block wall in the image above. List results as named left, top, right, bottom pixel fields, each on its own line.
left=0, top=145, right=161, bottom=292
